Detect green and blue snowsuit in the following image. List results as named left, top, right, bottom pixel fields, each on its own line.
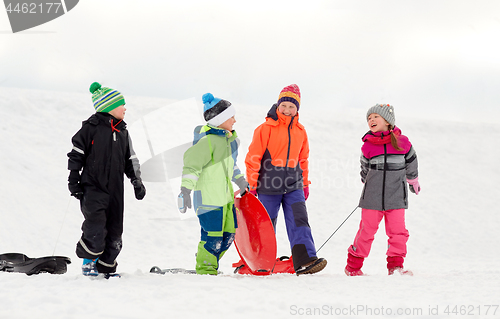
left=181, top=125, right=243, bottom=275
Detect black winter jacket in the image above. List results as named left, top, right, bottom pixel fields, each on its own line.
left=68, top=112, right=141, bottom=193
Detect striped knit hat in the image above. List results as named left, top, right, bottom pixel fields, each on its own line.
left=89, top=82, right=125, bottom=113
left=366, top=104, right=395, bottom=126
left=202, top=93, right=235, bottom=127
left=277, top=84, right=301, bottom=110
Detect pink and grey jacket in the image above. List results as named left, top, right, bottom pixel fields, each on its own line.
left=358, top=127, right=418, bottom=211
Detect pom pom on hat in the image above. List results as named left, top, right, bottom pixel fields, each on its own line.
left=90, top=82, right=125, bottom=113
left=202, top=92, right=235, bottom=127
left=89, top=82, right=102, bottom=94
left=202, top=92, right=222, bottom=114
left=202, top=92, right=215, bottom=104
left=277, top=84, right=301, bottom=110
left=366, top=104, right=396, bottom=126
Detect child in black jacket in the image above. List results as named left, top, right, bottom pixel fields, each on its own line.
left=67, top=82, right=146, bottom=276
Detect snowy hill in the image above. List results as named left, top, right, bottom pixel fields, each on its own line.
left=1, top=87, right=499, bottom=318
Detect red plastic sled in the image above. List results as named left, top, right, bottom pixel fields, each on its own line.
left=232, top=192, right=295, bottom=275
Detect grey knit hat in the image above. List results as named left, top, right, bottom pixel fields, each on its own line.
left=366, top=104, right=395, bottom=126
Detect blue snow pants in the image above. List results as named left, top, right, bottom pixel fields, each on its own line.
left=258, top=189, right=317, bottom=270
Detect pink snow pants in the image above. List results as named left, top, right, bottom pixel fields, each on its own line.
left=348, top=209, right=409, bottom=258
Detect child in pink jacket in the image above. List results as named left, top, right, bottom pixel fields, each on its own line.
left=345, top=104, right=420, bottom=276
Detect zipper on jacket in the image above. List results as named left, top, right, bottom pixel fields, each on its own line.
left=382, top=139, right=387, bottom=211
left=402, top=181, right=407, bottom=206
left=222, top=135, right=231, bottom=195
left=284, top=116, right=294, bottom=193
left=285, top=116, right=294, bottom=167
left=110, top=119, right=122, bottom=142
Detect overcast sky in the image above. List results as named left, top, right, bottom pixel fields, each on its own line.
left=1, top=0, right=500, bottom=122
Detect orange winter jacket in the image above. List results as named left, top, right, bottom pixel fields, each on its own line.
left=245, top=104, right=310, bottom=195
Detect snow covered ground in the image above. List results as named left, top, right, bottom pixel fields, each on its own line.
left=1, top=87, right=499, bottom=318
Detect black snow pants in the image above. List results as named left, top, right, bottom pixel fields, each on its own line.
left=76, top=179, right=124, bottom=273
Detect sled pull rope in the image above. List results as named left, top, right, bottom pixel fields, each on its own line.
left=52, top=197, right=72, bottom=256
left=316, top=206, right=358, bottom=253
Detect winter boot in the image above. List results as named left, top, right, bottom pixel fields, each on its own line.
left=344, top=268, right=365, bottom=276
left=195, top=241, right=219, bottom=275
left=387, top=256, right=413, bottom=276
left=388, top=267, right=413, bottom=276
left=345, top=253, right=365, bottom=276
left=295, top=257, right=327, bottom=275
left=82, top=258, right=98, bottom=276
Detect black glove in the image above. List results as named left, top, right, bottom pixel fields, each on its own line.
left=178, top=187, right=192, bottom=213
left=235, top=176, right=249, bottom=197
left=131, top=178, right=146, bottom=200
left=68, top=170, right=83, bottom=200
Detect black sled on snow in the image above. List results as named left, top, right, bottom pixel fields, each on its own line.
left=0, top=253, right=71, bottom=275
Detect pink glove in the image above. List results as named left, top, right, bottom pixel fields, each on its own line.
left=303, top=186, right=309, bottom=200
left=407, top=178, right=420, bottom=195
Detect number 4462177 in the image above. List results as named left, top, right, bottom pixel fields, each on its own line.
left=5, top=3, right=62, bottom=14
left=444, top=305, right=498, bottom=316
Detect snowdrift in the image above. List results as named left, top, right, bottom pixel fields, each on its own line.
left=1, top=87, right=499, bottom=318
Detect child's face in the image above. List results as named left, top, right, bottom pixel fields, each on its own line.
left=109, top=105, right=126, bottom=120
left=219, top=116, right=236, bottom=131
left=367, top=113, right=390, bottom=133
left=277, top=101, right=297, bottom=117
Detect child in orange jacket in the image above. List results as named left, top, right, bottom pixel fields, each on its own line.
left=245, top=84, right=326, bottom=275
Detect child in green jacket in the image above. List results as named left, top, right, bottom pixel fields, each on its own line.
left=178, top=93, right=248, bottom=275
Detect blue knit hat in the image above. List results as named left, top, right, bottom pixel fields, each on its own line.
left=202, top=93, right=235, bottom=127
